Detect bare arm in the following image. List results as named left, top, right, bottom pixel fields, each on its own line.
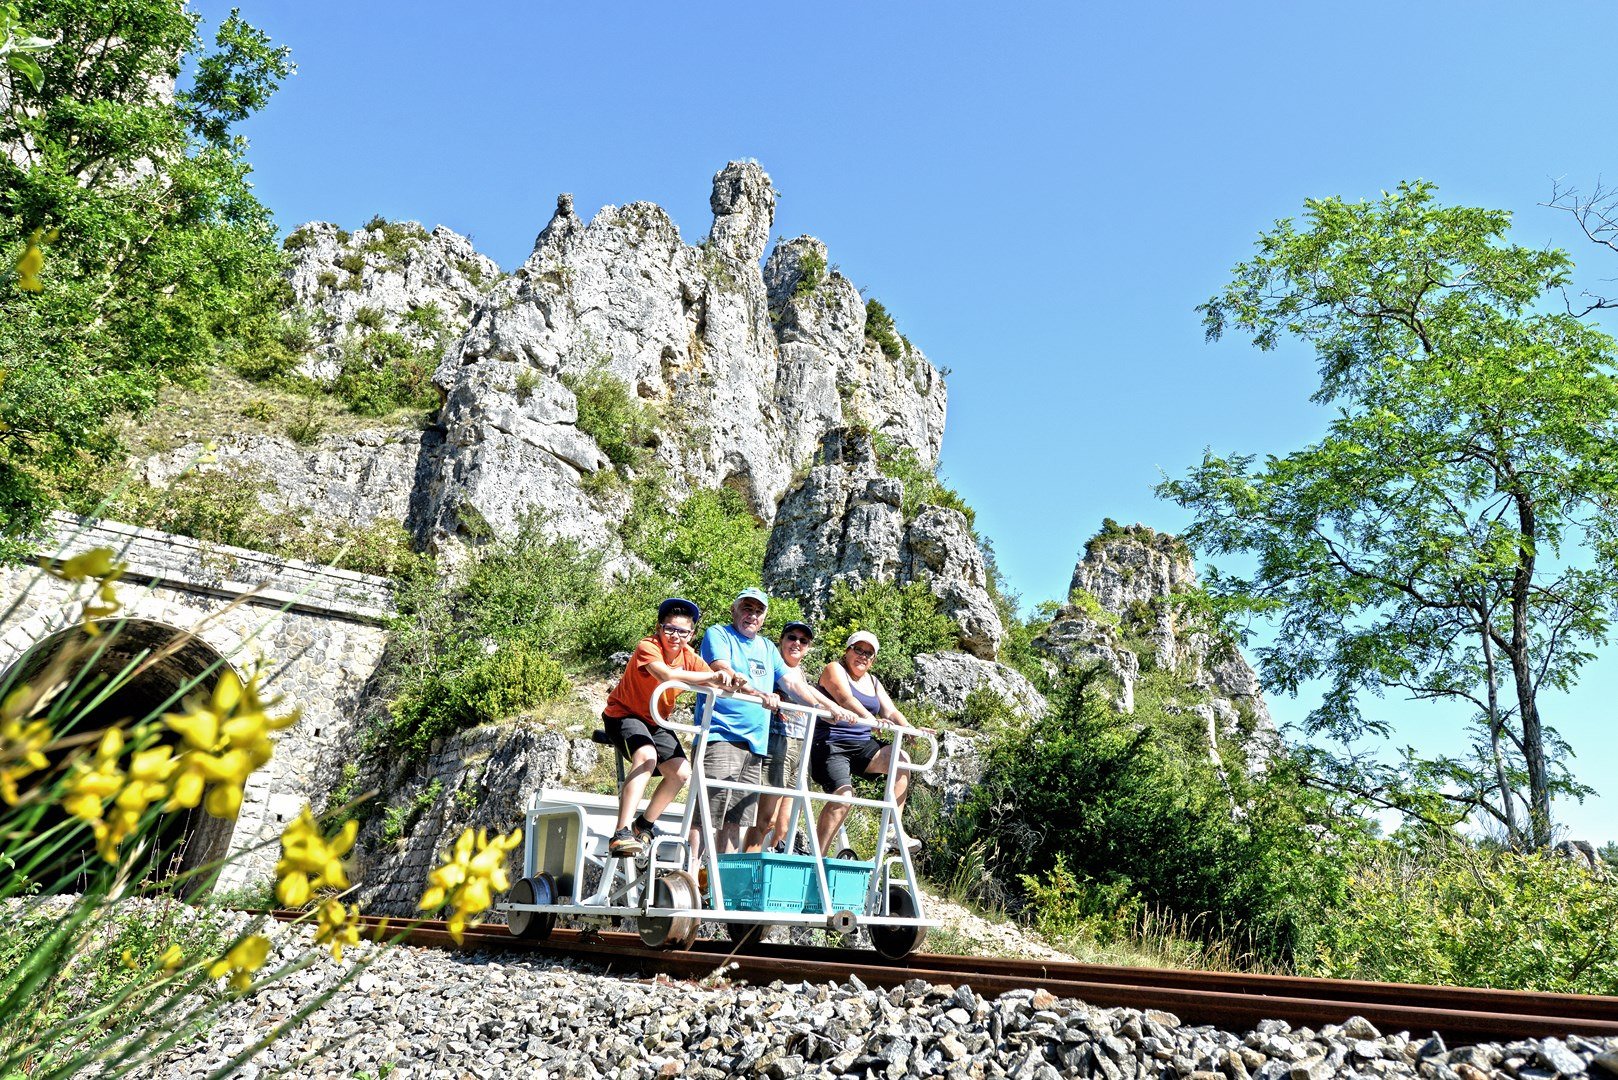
left=780, top=668, right=854, bottom=723
left=817, top=662, right=878, bottom=721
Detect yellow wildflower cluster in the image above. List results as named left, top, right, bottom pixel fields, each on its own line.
left=314, top=899, right=362, bottom=961
left=207, top=934, right=271, bottom=992
left=41, top=546, right=125, bottom=631
left=0, top=685, right=51, bottom=805
left=57, top=669, right=297, bottom=863
left=418, top=826, right=523, bottom=944
left=275, top=807, right=357, bottom=907
left=13, top=226, right=57, bottom=293
left=165, top=669, right=299, bottom=819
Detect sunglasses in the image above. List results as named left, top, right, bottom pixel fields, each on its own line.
left=783, top=634, right=811, bottom=645
left=847, top=646, right=875, bottom=659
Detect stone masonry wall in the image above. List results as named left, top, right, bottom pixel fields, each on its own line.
left=1, top=514, right=395, bottom=888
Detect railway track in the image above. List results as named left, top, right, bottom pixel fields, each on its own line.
left=269, top=910, right=1618, bottom=1046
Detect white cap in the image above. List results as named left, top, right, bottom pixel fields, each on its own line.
left=844, top=630, right=880, bottom=655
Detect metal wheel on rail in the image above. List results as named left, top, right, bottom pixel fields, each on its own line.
left=507, top=873, right=558, bottom=940
left=869, top=884, right=926, bottom=960
left=835, top=847, right=859, bottom=861
left=638, top=869, right=701, bottom=950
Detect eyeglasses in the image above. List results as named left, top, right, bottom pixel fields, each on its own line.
left=782, top=634, right=810, bottom=645
left=658, top=624, right=694, bottom=638
left=848, top=646, right=875, bottom=659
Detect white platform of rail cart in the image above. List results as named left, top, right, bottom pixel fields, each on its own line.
left=499, top=683, right=940, bottom=957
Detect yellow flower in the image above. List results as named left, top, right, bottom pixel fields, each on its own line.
left=274, top=807, right=358, bottom=907
left=313, top=899, right=362, bottom=962
left=0, top=685, right=52, bottom=805
left=207, top=933, right=270, bottom=992
left=61, top=728, right=125, bottom=826
left=418, top=826, right=522, bottom=944
left=120, top=948, right=138, bottom=971
left=40, top=546, right=126, bottom=631
left=164, top=669, right=298, bottom=820
left=159, top=944, right=185, bottom=971
left=13, top=226, right=57, bottom=293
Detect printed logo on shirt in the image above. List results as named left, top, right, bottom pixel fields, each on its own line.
left=748, top=657, right=768, bottom=684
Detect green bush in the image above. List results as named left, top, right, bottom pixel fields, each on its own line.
left=819, top=578, right=956, bottom=688
left=870, top=433, right=974, bottom=526
left=315, top=270, right=337, bottom=291
left=1300, top=848, right=1618, bottom=993
left=352, top=306, right=385, bottom=331
left=379, top=515, right=656, bottom=759
left=793, top=250, right=826, bottom=297
left=940, top=675, right=1352, bottom=960
left=338, top=252, right=365, bottom=275
left=282, top=227, right=314, bottom=251
left=561, top=364, right=659, bottom=470
left=865, top=298, right=905, bottom=360
left=334, top=331, right=439, bottom=416
left=625, top=486, right=803, bottom=636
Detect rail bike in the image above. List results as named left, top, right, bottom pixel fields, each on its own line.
left=497, top=682, right=939, bottom=959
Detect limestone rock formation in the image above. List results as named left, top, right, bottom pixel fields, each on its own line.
left=910, top=651, right=1048, bottom=718
left=284, top=220, right=500, bottom=382
left=137, top=427, right=443, bottom=531
left=763, top=427, right=1005, bottom=660
left=1037, top=522, right=1277, bottom=757
left=420, top=162, right=948, bottom=557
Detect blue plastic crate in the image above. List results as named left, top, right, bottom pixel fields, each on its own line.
left=822, top=857, right=876, bottom=913
left=714, top=852, right=816, bottom=912
left=713, top=853, right=877, bottom=914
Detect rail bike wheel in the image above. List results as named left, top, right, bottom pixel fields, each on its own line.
left=507, top=872, right=558, bottom=941
left=835, top=847, right=859, bottom=862
left=724, top=920, right=766, bottom=951
left=639, top=869, right=701, bottom=950
left=869, top=884, right=926, bottom=960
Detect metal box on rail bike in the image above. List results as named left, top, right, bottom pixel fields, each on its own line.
left=715, top=852, right=876, bottom=914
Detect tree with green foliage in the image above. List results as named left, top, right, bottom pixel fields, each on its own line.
left=0, top=1, right=292, bottom=537
left=819, top=577, right=956, bottom=689
left=1158, top=181, right=1618, bottom=849
left=944, top=672, right=1357, bottom=960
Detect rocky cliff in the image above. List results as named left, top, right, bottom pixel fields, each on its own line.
left=1035, top=522, right=1277, bottom=759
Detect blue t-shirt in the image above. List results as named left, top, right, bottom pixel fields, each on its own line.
left=699, top=623, right=789, bottom=754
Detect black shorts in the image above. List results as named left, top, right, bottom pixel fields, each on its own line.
left=810, top=735, right=885, bottom=793
left=604, top=714, right=686, bottom=766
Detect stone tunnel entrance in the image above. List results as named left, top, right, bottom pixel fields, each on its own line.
left=4, top=619, right=239, bottom=891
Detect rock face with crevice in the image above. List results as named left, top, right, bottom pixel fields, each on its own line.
left=762, top=427, right=1005, bottom=662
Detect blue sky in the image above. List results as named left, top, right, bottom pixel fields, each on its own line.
left=199, top=1, right=1617, bottom=843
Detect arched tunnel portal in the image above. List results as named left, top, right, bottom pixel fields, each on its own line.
left=4, top=619, right=240, bottom=891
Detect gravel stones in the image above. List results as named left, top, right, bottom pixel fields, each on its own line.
left=146, top=917, right=1618, bottom=1080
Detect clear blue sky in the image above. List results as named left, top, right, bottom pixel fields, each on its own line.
left=197, top=1, right=1617, bottom=844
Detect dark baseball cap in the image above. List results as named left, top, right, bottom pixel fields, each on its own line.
left=657, top=597, right=700, bottom=623
left=781, top=621, right=814, bottom=640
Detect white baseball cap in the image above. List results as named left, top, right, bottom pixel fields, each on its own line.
left=844, top=630, right=880, bottom=655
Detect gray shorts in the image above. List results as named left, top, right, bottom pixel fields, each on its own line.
left=767, top=728, right=805, bottom=789
left=703, top=738, right=762, bottom=827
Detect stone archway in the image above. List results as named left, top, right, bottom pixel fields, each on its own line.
left=2, top=616, right=246, bottom=890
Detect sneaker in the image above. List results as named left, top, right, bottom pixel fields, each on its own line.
left=608, top=827, right=644, bottom=857
left=632, top=814, right=663, bottom=849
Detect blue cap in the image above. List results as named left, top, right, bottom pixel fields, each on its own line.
left=657, top=597, right=700, bottom=623
left=733, top=587, right=769, bottom=610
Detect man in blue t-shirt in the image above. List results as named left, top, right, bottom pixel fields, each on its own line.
left=699, top=587, right=819, bottom=853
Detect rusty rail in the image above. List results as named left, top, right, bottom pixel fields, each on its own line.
left=269, top=911, right=1618, bottom=1045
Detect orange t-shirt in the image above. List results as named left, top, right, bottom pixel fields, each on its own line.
left=602, top=636, right=712, bottom=725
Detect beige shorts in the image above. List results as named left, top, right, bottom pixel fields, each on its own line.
left=702, top=738, right=762, bottom=827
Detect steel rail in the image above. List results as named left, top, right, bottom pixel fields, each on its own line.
left=269, top=911, right=1618, bottom=1045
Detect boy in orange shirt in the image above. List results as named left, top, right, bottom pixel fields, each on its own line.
left=602, top=598, right=742, bottom=857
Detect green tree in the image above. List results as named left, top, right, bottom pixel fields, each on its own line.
left=1158, top=181, right=1618, bottom=849
left=0, top=1, right=292, bottom=537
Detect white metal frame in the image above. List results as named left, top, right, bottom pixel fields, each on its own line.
left=499, top=682, right=940, bottom=936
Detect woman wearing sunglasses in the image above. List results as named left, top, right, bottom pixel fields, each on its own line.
left=810, top=631, right=919, bottom=856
